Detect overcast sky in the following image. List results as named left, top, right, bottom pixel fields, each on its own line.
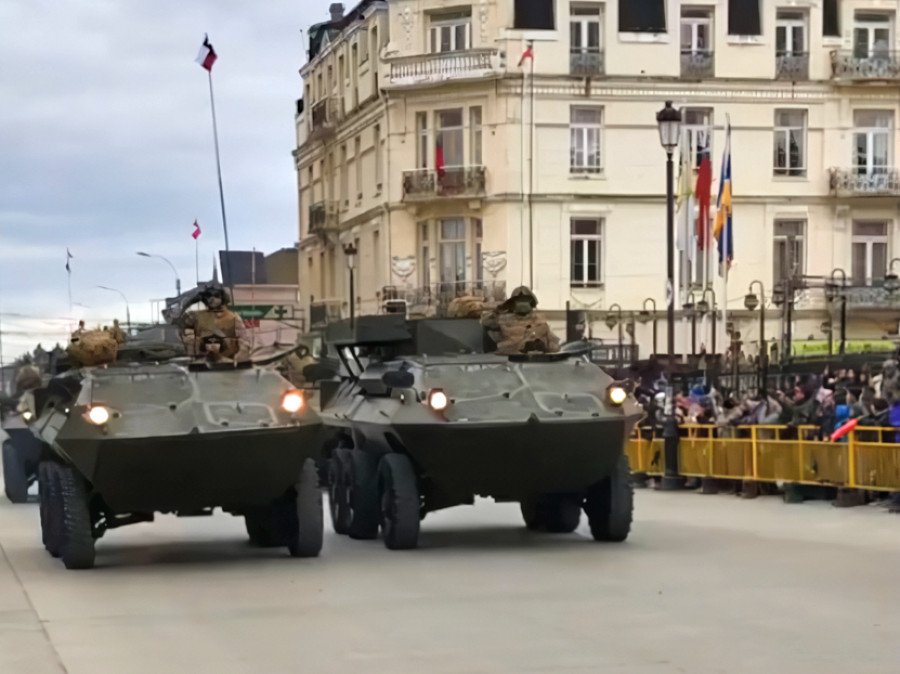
left=0, top=0, right=333, bottom=362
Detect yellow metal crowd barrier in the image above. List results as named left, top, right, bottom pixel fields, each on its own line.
left=627, top=425, right=900, bottom=492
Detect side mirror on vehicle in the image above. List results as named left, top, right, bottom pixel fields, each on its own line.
left=382, top=370, right=414, bottom=389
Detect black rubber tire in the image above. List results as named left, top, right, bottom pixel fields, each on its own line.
left=520, top=495, right=581, bottom=533
left=520, top=498, right=544, bottom=531
left=2, top=440, right=29, bottom=504
left=244, top=508, right=282, bottom=547
left=542, top=494, right=582, bottom=533
left=584, top=454, right=633, bottom=542
left=38, top=463, right=50, bottom=549
left=378, top=453, right=420, bottom=550
left=56, top=463, right=96, bottom=569
left=328, top=448, right=352, bottom=535
left=285, top=458, right=323, bottom=558
left=44, top=463, right=64, bottom=558
left=347, top=449, right=380, bottom=540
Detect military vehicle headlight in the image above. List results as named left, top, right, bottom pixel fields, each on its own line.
left=608, top=386, right=628, bottom=406
left=428, top=389, right=449, bottom=412
left=281, top=390, right=305, bottom=413
left=87, top=405, right=110, bottom=425
left=22, top=410, right=33, bottom=422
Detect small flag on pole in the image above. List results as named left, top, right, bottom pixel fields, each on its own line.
left=713, top=120, right=733, bottom=275
left=65, top=248, right=73, bottom=273
left=195, top=34, right=217, bottom=71
left=518, top=42, right=534, bottom=67
left=694, top=152, right=712, bottom=251
left=192, top=220, right=202, bottom=240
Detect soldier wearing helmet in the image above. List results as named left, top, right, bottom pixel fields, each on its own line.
left=482, top=286, right=560, bottom=355
left=181, top=285, right=247, bottom=362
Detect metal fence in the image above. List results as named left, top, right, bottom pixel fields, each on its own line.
left=628, top=424, right=900, bottom=491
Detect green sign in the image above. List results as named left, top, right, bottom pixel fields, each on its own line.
left=792, top=340, right=896, bottom=357
left=232, top=305, right=274, bottom=319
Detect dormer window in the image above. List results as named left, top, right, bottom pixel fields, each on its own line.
left=429, top=9, right=472, bottom=53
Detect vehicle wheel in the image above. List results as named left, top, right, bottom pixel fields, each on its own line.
left=378, top=453, right=420, bottom=550
left=38, top=463, right=50, bottom=548
left=2, top=440, right=29, bottom=503
left=285, top=458, right=323, bottom=558
left=347, top=449, right=380, bottom=540
left=244, top=508, right=281, bottom=547
left=542, top=494, right=582, bottom=533
left=584, top=454, right=633, bottom=542
left=44, top=463, right=64, bottom=558
left=521, top=495, right=581, bottom=533
left=328, top=448, right=352, bottom=535
left=520, top=498, right=544, bottom=531
left=56, top=463, right=96, bottom=569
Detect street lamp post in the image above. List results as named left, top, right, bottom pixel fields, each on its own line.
left=639, top=297, right=658, bottom=357
left=683, top=290, right=697, bottom=359
left=606, top=304, right=624, bottom=371
left=96, top=285, right=131, bottom=333
left=136, top=252, right=182, bottom=296
left=343, top=243, right=358, bottom=328
left=826, top=268, right=848, bottom=356
left=656, top=100, right=682, bottom=490
left=745, top=281, right=766, bottom=398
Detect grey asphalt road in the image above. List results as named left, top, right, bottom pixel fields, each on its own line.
left=1, top=488, right=898, bottom=674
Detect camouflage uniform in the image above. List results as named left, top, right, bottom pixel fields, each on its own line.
left=181, top=287, right=247, bottom=361
left=482, top=286, right=560, bottom=355
left=110, top=319, right=127, bottom=345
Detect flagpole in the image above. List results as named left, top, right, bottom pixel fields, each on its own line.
left=195, top=236, right=199, bottom=286
left=206, top=69, right=233, bottom=296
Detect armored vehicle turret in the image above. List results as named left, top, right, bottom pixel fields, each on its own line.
left=316, top=315, right=643, bottom=550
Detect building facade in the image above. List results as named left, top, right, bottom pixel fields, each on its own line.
left=294, top=0, right=900, bottom=360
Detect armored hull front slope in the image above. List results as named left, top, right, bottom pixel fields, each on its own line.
left=317, top=315, right=643, bottom=550
left=23, top=362, right=323, bottom=569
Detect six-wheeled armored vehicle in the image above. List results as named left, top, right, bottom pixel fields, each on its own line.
left=316, top=315, right=643, bottom=550
left=21, top=358, right=323, bottom=569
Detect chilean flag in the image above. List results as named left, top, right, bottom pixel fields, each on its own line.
left=192, top=220, right=202, bottom=240
left=195, top=35, right=217, bottom=71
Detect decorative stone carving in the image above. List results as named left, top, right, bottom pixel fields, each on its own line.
left=399, top=7, right=416, bottom=51
left=482, top=251, right=507, bottom=278
left=478, top=0, right=489, bottom=43
left=391, top=255, right=416, bottom=283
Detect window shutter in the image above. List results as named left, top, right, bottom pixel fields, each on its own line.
left=728, top=0, right=761, bottom=36
left=823, top=0, right=840, bottom=37
left=618, top=0, right=666, bottom=33
left=514, top=0, right=555, bottom=30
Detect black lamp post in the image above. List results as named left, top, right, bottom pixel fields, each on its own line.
left=683, top=290, right=697, bottom=359
left=343, top=242, right=358, bottom=327
left=745, top=280, right=766, bottom=398
left=826, top=268, right=847, bottom=356
left=606, top=303, right=624, bottom=371
left=638, top=297, right=658, bottom=357
left=656, top=100, right=682, bottom=490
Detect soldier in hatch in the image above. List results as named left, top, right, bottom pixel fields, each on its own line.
left=482, top=286, right=560, bottom=355
left=180, top=286, right=248, bottom=362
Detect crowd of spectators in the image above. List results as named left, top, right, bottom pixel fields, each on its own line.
left=631, top=356, right=900, bottom=513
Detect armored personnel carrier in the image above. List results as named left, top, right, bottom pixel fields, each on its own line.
left=22, top=358, right=323, bottom=569
left=317, top=315, right=643, bottom=550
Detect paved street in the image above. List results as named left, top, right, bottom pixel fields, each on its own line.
left=1, top=488, right=898, bottom=674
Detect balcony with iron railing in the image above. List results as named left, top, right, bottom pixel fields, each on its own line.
left=775, top=52, right=809, bottom=80
left=382, top=281, right=507, bottom=316
left=831, top=50, right=900, bottom=81
left=570, top=48, right=605, bottom=77
left=387, top=49, right=500, bottom=87
left=680, top=50, right=714, bottom=79
left=402, top=165, right=486, bottom=200
left=829, top=168, right=900, bottom=197
left=308, top=97, right=342, bottom=140
left=307, top=201, right=340, bottom=235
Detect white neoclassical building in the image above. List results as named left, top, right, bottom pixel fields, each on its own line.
left=293, top=0, right=900, bottom=361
